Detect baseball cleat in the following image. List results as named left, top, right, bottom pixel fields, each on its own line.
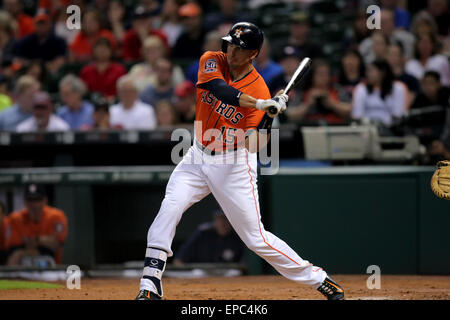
left=317, top=277, right=345, bottom=300
left=135, top=290, right=162, bottom=300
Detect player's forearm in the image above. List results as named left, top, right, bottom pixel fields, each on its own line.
left=241, top=93, right=286, bottom=112
left=200, top=79, right=258, bottom=109
left=238, top=93, right=258, bottom=109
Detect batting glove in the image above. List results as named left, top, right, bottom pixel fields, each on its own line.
left=256, top=96, right=287, bottom=114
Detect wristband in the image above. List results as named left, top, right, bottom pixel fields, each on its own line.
left=255, top=99, right=265, bottom=110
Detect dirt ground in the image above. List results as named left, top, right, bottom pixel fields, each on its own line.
left=0, top=275, right=449, bottom=300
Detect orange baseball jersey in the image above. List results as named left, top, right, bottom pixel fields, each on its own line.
left=195, top=51, right=271, bottom=151
left=6, top=205, right=68, bottom=263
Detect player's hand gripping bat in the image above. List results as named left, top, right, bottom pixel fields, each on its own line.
left=268, top=57, right=312, bottom=115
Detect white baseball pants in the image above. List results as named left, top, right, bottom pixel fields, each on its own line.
left=141, top=142, right=327, bottom=291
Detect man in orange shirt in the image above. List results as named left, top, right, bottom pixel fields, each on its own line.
left=5, top=184, right=68, bottom=266
left=69, top=8, right=117, bottom=62
left=121, top=6, right=169, bottom=62
left=136, top=22, right=344, bottom=301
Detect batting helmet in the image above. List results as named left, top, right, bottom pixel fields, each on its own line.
left=221, top=22, right=264, bottom=55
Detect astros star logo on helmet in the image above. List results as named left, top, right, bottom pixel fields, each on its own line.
left=234, top=28, right=243, bottom=38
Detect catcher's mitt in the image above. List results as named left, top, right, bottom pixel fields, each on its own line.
left=431, top=160, right=450, bottom=200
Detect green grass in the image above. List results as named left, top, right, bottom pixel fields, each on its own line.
left=0, top=280, right=63, bottom=290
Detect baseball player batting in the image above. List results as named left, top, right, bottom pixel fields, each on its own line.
left=136, top=22, right=344, bottom=300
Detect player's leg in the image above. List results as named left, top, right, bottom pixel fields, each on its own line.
left=138, top=147, right=210, bottom=299
left=203, top=149, right=342, bottom=298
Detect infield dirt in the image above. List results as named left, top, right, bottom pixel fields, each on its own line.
left=0, top=275, right=449, bottom=300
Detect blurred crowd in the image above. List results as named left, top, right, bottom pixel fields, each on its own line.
left=0, top=0, right=448, bottom=157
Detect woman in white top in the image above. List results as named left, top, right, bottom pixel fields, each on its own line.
left=127, top=35, right=185, bottom=93
left=158, top=0, right=183, bottom=47
left=352, top=59, right=408, bottom=127
left=405, top=33, right=450, bottom=86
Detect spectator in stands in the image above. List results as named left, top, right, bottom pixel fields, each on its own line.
left=185, top=30, right=222, bottom=84
left=269, top=45, right=301, bottom=95
left=0, top=200, right=8, bottom=265
left=69, top=8, right=117, bottom=62
left=427, top=0, right=450, bottom=37
left=13, top=8, right=67, bottom=74
left=429, top=128, right=450, bottom=160
left=3, top=0, right=35, bottom=38
left=80, top=96, right=115, bottom=130
left=360, top=9, right=415, bottom=60
left=0, top=11, right=17, bottom=66
left=140, top=58, right=175, bottom=107
left=0, top=75, right=12, bottom=112
left=57, top=74, right=94, bottom=130
left=279, top=11, right=323, bottom=61
left=109, top=76, right=157, bottom=130
left=352, top=59, right=408, bottom=127
left=127, top=36, right=184, bottom=93
left=269, top=46, right=306, bottom=124
left=254, top=39, right=284, bottom=89
left=22, top=60, right=47, bottom=86
left=80, top=37, right=126, bottom=100
left=382, top=8, right=416, bottom=57
left=173, top=80, right=196, bottom=124
left=204, top=0, right=252, bottom=31
left=342, top=11, right=372, bottom=49
left=363, top=31, right=389, bottom=64
left=54, top=6, right=79, bottom=45
left=92, top=0, right=110, bottom=19
left=337, top=49, right=365, bottom=103
left=155, top=100, right=178, bottom=127
left=411, top=10, right=439, bottom=38
left=0, top=75, right=39, bottom=131
left=380, top=0, right=411, bottom=30
left=173, top=2, right=207, bottom=64
left=16, top=91, right=70, bottom=132
left=386, top=42, right=420, bottom=107
left=286, top=59, right=351, bottom=124
left=139, top=0, right=162, bottom=12
left=121, top=5, right=168, bottom=63
left=159, top=0, right=183, bottom=47
left=5, top=184, right=68, bottom=266
left=429, top=96, right=450, bottom=160
left=37, top=0, right=79, bottom=15
left=405, top=33, right=450, bottom=86
left=107, top=0, right=126, bottom=45
left=413, top=71, right=450, bottom=111
left=409, top=71, right=450, bottom=145
left=174, top=209, right=245, bottom=265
